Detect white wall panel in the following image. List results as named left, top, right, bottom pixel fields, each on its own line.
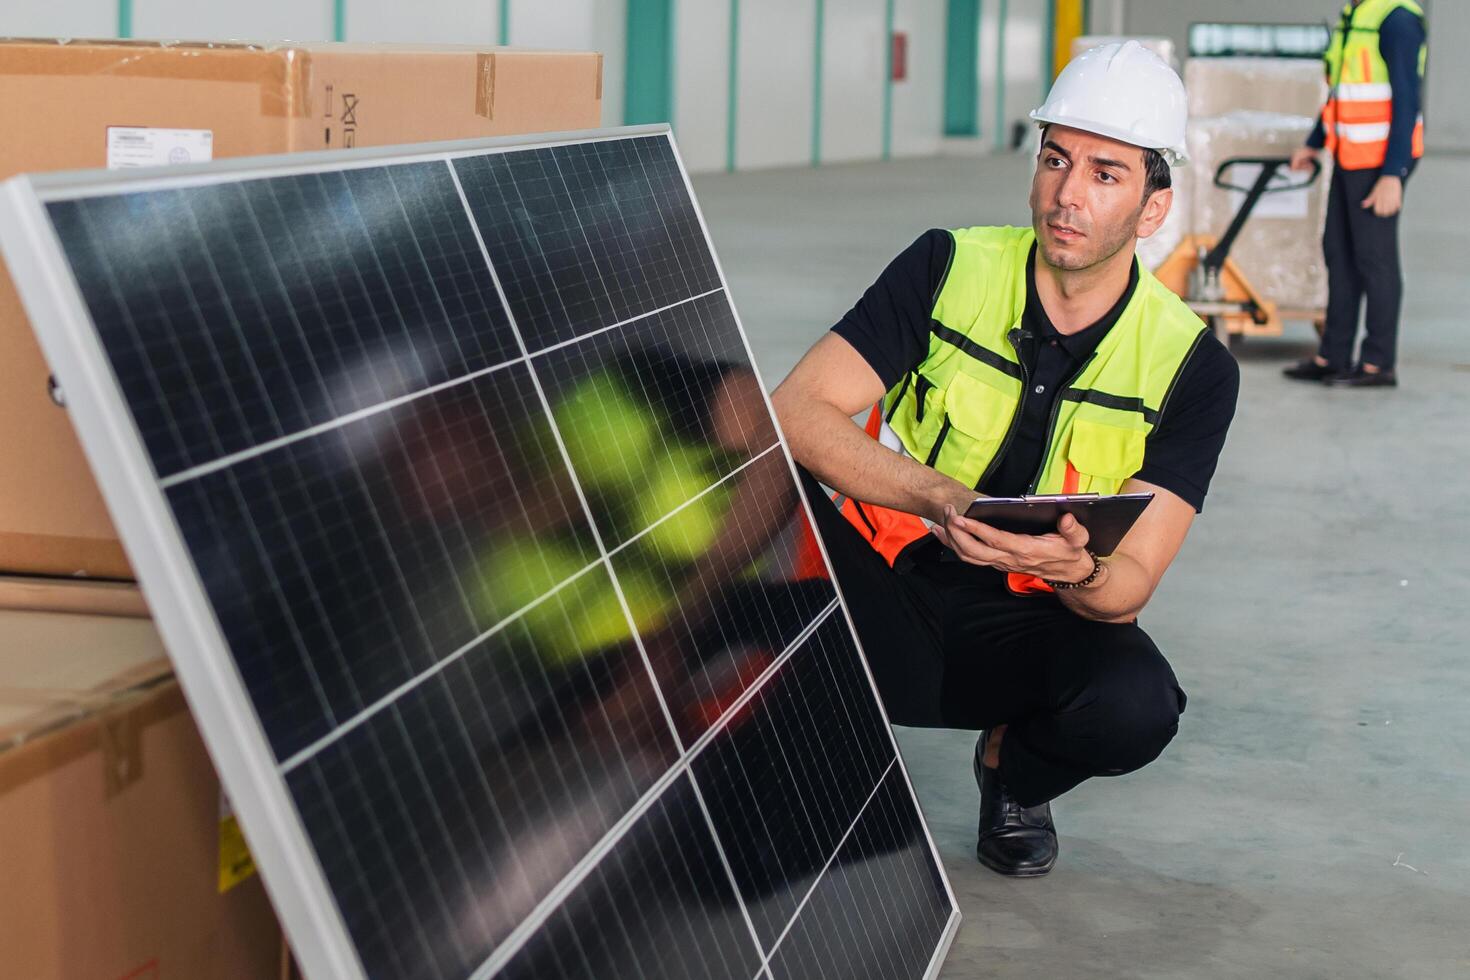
left=346, top=0, right=497, bottom=45
left=891, top=0, right=944, bottom=157
left=671, top=0, right=730, bottom=172
left=131, top=0, right=331, bottom=42
left=979, top=0, right=1002, bottom=147
left=735, top=0, right=816, bottom=170
left=508, top=0, right=594, bottom=50
left=1001, top=0, right=1044, bottom=152
left=819, top=0, right=885, bottom=164
left=591, top=0, right=627, bottom=127
left=1, top=0, right=115, bottom=39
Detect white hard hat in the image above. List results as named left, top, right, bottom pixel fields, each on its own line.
left=1030, top=40, right=1189, bottom=166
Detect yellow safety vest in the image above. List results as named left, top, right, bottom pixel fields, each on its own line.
left=1323, top=0, right=1426, bottom=171
left=839, top=226, right=1206, bottom=591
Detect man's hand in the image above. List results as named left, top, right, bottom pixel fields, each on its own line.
left=1362, top=175, right=1404, bottom=217
left=1289, top=147, right=1319, bottom=173
left=931, top=507, right=1095, bottom=584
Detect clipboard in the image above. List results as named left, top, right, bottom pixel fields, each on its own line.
left=962, top=492, right=1154, bottom=557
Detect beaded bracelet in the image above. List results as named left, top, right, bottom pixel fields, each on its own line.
left=1047, top=550, right=1102, bottom=591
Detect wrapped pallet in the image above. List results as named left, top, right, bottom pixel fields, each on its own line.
left=1187, top=111, right=1333, bottom=313
left=1184, top=57, right=1327, bottom=120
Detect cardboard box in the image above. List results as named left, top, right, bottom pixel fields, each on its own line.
left=1188, top=111, right=1332, bottom=313
left=0, top=608, right=283, bottom=978
left=1185, top=57, right=1327, bottom=120
left=0, top=39, right=604, bottom=580
left=0, top=574, right=149, bottom=618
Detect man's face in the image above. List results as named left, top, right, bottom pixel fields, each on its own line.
left=1028, top=125, right=1170, bottom=272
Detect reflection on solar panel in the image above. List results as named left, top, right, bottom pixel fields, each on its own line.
left=0, top=126, right=959, bottom=980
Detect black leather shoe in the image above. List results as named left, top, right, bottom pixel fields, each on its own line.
left=1328, top=365, right=1398, bottom=388
left=1283, top=358, right=1338, bottom=381
left=974, top=733, right=1058, bottom=877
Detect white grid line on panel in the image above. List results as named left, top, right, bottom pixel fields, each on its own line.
left=526, top=285, right=725, bottom=358
left=446, top=156, right=753, bottom=976
left=661, top=132, right=965, bottom=939
left=442, top=157, right=687, bottom=752
left=446, top=145, right=793, bottom=980
left=548, top=152, right=621, bottom=328
left=0, top=173, right=373, bottom=980
left=466, top=599, right=842, bottom=980
left=276, top=434, right=788, bottom=776
left=300, top=171, right=508, bottom=961
left=157, top=357, right=523, bottom=488
left=603, top=441, right=781, bottom=560
left=20, top=127, right=953, bottom=980
left=276, top=557, right=608, bottom=774
left=759, top=758, right=900, bottom=975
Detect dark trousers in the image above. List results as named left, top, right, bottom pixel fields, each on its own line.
left=800, top=467, right=1186, bottom=808
left=1319, top=165, right=1412, bottom=371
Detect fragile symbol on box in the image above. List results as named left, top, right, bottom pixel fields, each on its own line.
left=325, top=90, right=360, bottom=147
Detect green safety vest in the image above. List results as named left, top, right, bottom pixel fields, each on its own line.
left=840, top=225, right=1206, bottom=578
left=1322, top=0, right=1426, bottom=170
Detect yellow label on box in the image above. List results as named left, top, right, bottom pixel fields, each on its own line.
left=218, top=794, right=258, bottom=893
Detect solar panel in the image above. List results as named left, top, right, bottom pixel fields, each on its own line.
left=0, top=126, right=959, bottom=980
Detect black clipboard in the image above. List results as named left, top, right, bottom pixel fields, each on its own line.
left=962, top=492, right=1154, bottom=557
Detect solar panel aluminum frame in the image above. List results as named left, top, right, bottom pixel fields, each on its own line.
left=0, top=124, right=961, bottom=980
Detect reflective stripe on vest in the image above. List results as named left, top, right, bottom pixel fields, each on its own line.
left=839, top=226, right=1207, bottom=592
left=1323, top=0, right=1426, bottom=170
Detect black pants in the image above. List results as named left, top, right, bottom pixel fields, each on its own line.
left=800, top=467, right=1186, bottom=808
left=1319, top=165, right=1412, bottom=371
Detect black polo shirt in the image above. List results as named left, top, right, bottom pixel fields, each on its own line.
left=832, top=229, right=1239, bottom=512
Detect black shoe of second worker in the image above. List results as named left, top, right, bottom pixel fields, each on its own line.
left=1327, top=365, right=1399, bottom=388
left=974, top=734, right=1058, bottom=877
left=1282, top=358, right=1338, bottom=381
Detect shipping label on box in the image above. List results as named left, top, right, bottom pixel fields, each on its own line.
left=218, top=790, right=259, bottom=893
left=106, top=127, right=215, bottom=169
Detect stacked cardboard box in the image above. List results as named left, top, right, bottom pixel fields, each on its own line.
left=0, top=38, right=606, bottom=976
left=0, top=610, right=284, bottom=979
left=0, top=39, right=604, bottom=582
left=1184, top=56, right=1327, bottom=120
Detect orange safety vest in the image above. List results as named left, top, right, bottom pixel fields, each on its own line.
left=1322, top=0, right=1426, bottom=171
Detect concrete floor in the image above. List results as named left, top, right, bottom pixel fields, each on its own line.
left=694, top=153, right=1470, bottom=979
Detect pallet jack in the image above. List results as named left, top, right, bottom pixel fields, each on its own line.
left=1154, top=155, right=1323, bottom=344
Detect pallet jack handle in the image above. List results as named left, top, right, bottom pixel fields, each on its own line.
left=1202, top=156, right=1322, bottom=276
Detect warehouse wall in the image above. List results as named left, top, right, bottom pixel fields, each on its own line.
left=0, top=0, right=1058, bottom=170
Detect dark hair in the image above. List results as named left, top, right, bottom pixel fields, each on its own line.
left=1142, top=147, right=1171, bottom=199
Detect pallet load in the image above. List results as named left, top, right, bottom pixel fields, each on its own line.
left=1187, top=111, right=1333, bottom=319
left=1153, top=56, right=1332, bottom=338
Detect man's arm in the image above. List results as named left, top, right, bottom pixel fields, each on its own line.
left=771, top=332, right=975, bottom=525
left=931, top=477, right=1195, bottom=623
left=933, top=332, right=1236, bottom=622
left=1379, top=7, right=1425, bottom=181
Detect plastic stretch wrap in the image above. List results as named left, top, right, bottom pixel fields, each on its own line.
left=1187, top=112, right=1332, bottom=312
left=1185, top=57, right=1327, bottom=120
left=1136, top=161, right=1190, bottom=271
left=1072, top=35, right=1176, bottom=68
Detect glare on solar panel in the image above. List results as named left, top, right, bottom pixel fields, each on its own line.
left=0, top=125, right=959, bottom=980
